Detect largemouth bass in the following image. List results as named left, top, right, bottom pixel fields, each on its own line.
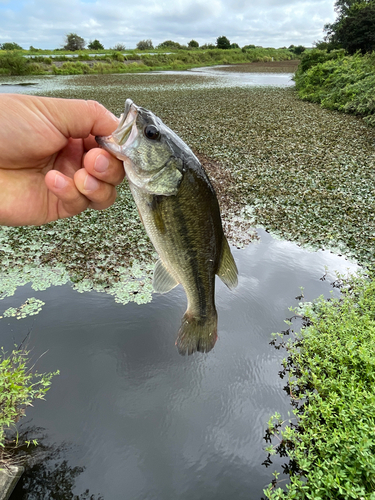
left=96, top=99, right=238, bottom=355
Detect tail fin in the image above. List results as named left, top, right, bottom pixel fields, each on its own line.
left=176, top=310, right=218, bottom=355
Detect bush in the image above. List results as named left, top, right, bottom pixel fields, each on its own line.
left=0, top=42, right=23, bottom=50
left=264, top=274, right=375, bottom=499
left=0, top=346, right=58, bottom=466
left=112, top=43, right=126, bottom=51
left=188, top=40, right=199, bottom=48
left=294, top=50, right=375, bottom=125
left=136, top=39, right=153, bottom=51
left=88, top=39, right=104, bottom=51
left=0, top=51, right=29, bottom=75
left=52, top=61, right=91, bottom=75
left=157, top=40, right=181, bottom=50
left=111, top=51, right=124, bottom=62
left=63, top=33, right=85, bottom=51
left=216, top=36, right=231, bottom=49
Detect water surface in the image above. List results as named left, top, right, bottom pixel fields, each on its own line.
left=2, top=230, right=357, bottom=500
left=0, top=69, right=360, bottom=499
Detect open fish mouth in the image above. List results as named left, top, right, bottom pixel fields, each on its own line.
left=96, top=99, right=139, bottom=155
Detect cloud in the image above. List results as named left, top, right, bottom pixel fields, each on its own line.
left=0, top=0, right=336, bottom=49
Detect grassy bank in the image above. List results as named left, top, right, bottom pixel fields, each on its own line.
left=0, top=47, right=294, bottom=76
left=294, top=49, right=375, bottom=126
left=263, top=273, right=375, bottom=499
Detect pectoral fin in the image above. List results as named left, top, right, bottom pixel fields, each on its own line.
left=153, top=259, right=179, bottom=293
left=217, top=237, right=238, bottom=290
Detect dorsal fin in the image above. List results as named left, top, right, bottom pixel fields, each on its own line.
left=217, top=237, right=238, bottom=290
left=153, top=259, right=179, bottom=293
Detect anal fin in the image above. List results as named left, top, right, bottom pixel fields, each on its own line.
left=217, top=237, right=238, bottom=290
left=153, top=259, right=179, bottom=293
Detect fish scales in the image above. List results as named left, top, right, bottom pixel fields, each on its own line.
left=96, top=99, right=238, bottom=355
left=133, top=158, right=221, bottom=317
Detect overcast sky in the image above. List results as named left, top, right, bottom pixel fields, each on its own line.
left=0, top=0, right=336, bottom=50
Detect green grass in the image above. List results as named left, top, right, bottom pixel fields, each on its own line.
left=263, top=273, right=375, bottom=499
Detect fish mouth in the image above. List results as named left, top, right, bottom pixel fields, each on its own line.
left=96, top=98, right=139, bottom=156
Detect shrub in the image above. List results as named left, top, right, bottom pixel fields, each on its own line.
left=264, top=274, right=375, bottom=499
left=88, top=39, right=104, bottom=51
left=0, top=346, right=58, bottom=467
left=63, top=33, right=85, bottom=51
left=52, top=61, right=91, bottom=75
left=216, top=36, right=231, bottom=49
left=0, top=42, right=23, bottom=51
left=136, top=39, right=153, bottom=51
left=0, top=51, right=29, bottom=75
left=112, top=43, right=126, bottom=51
left=111, top=51, right=124, bottom=62
left=188, top=40, right=199, bottom=48
left=157, top=40, right=181, bottom=50
left=294, top=51, right=375, bottom=125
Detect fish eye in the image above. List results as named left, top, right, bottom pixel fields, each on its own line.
left=144, top=124, right=160, bottom=141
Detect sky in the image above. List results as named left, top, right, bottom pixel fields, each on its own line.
left=0, top=0, right=337, bottom=50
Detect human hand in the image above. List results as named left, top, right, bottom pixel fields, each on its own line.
left=0, top=94, right=125, bottom=226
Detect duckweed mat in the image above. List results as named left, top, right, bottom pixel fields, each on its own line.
left=1, top=74, right=374, bottom=308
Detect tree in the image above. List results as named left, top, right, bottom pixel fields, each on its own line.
left=0, top=42, right=23, bottom=50
left=157, top=40, right=181, bottom=49
left=230, top=43, right=240, bottom=49
left=324, top=0, right=375, bottom=53
left=334, top=4, right=375, bottom=53
left=136, top=39, right=153, bottom=50
left=64, top=33, right=85, bottom=51
left=216, top=36, right=231, bottom=49
left=188, top=40, right=199, bottom=48
left=88, top=39, right=104, bottom=50
left=288, top=44, right=306, bottom=55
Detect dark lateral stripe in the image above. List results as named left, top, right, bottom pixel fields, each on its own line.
left=172, top=199, right=207, bottom=317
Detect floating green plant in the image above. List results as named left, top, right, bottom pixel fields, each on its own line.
left=0, top=70, right=374, bottom=304
left=1, top=298, right=45, bottom=320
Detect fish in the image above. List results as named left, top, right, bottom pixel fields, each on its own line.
left=96, top=99, right=238, bottom=355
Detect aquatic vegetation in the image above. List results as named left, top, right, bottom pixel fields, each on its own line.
left=1, top=298, right=45, bottom=320
left=0, top=71, right=374, bottom=305
left=263, top=273, right=375, bottom=499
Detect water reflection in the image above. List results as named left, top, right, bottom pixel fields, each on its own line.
left=1, top=230, right=358, bottom=500
left=9, top=427, right=103, bottom=500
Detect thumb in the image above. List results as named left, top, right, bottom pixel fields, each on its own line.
left=36, top=97, right=119, bottom=139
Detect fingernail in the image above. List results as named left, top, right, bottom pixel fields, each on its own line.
left=94, top=155, right=109, bottom=173
left=84, top=174, right=100, bottom=192
left=54, top=173, right=68, bottom=189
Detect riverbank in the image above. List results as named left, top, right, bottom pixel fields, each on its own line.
left=0, top=48, right=295, bottom=76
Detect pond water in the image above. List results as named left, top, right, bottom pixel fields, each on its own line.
left=0, top=66, right=294, bottom=96
left=0, top=69, right=359, bottom=499
left=2, top=231, right=357, bottom=500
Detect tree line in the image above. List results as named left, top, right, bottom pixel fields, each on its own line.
left=1, top=34, right=305, bottom=54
